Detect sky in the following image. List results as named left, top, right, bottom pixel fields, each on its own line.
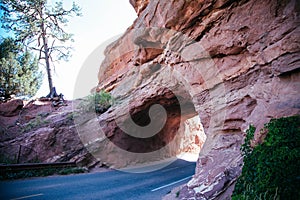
left=46, top=0, right=137, bottom=99
left=1, top=0, right=137, bottom=99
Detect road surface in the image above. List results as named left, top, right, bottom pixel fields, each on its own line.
left=0, top=159, right=196, bottom=200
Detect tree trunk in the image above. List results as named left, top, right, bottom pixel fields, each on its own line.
left=40, top=5, right=54, bottom=96
left=42, top=28, right=54, bottom=94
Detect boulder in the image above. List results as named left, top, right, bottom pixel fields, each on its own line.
left=0, top=99, right=23, bottom=117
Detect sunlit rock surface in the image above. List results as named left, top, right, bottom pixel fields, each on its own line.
left=94, top=0, right=300, bottom=198
left=0, top=100, right=98, bottom=168
left=1, top=0, right=299, bottom=198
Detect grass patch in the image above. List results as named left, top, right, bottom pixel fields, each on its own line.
left=66, top=112, right=80, bottom=121
left=0, top=155, right=40, bottom=165
left=0, top=155, right=16, bottom=165
left=22, top=115, right=49, bottom=132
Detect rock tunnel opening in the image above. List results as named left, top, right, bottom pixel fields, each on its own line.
left=178, top=115, right=206, bottom=159
left=106, top=89, right=206, bottom=159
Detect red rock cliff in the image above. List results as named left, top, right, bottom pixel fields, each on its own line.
left=93, top=0, right=299, bottom=198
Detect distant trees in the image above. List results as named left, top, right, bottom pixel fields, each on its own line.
left=0, top=0, right=81, bottom=97
left=0, top=38, right=43, bottom=100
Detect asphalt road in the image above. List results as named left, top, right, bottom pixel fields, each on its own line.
left=0, top=159, right=196, bottom=200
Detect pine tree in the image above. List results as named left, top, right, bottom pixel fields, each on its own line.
left=0, top=0, right=81, bottom=97
left=0, top=38, right=43, bottom=100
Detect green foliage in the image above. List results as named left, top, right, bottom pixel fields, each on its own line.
left=0, top=154, right=40, bottom=165
left=66, top=112, right=79, bottom=121
left=0, top=167, right=87, bottom=180
left=57, top=167, right=86, bottom=175
left=0, top=155, right=16, bottom=165
left=0, top=38, right=43, bottom=99
left=1, top=0, right=81, bottom=94
left=79, top=91, right=114, bottom=114
left=1, top=0, right=81, bottom=61
left=240, top=124, right=255, bottom=157
left=22, top=115, right=49, bottom=132
left=232, top=116, right=300, bottom=200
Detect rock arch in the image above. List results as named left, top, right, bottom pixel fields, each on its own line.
left=77, top=0, right=300, bottom=198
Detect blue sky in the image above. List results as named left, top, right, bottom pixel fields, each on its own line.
left=0, top=0, right=137, bottom=99
left=44, top=0, right=137, bottom=99
left=0, top=9, right=7, bottom=37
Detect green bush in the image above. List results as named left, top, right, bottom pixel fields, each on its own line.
left=22, top=115, right=49, bottom=133
left=66, top=112, right=80, bottom=121
left=0, top=167, right=87, bottom=180
left=79, top=90, right=114, bottom=114
left=0, top=155, right=16, bottom=164
left=58, top=167, right=86, bottom=175
left=232, top=116, right=300, bottom=200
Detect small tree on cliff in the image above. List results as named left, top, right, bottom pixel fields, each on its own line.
left=0, top=0, right=81, bottom=97
left=0, top=37, right=43, bottom=100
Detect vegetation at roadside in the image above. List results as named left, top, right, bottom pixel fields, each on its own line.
left=0, top=154, right=40, bottom=165
left=0, top=155, right=19, bottom=165
left=232, top=115, right=300, bottom=200
left=176, top=191, right=180, bottom=198
left=0, top=154, right=87, bottom=180
left=78, top=90, right=114, bottom=114
left=0, top=166, right=87, bottom=180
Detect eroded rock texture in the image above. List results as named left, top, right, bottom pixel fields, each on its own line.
left=0, top=100, right=97, bottom=168
left=95, top=0, right=300, bottom=199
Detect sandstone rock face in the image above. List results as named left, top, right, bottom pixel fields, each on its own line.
left=0, top=101, right=97, bottom=168
left=129, top=0, right=149, bottom=15
left=92, top=0, right=300, bottom=198
left=0, top=98, right=203, bottom=170
left=0, top=99, right=23, bottom=117
left=181, top=116, right=206, bottom=154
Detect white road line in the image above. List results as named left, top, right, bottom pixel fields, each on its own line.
left=151, top=176, right=192, bottom=192
left=11, top=193, right=44, bottom=200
